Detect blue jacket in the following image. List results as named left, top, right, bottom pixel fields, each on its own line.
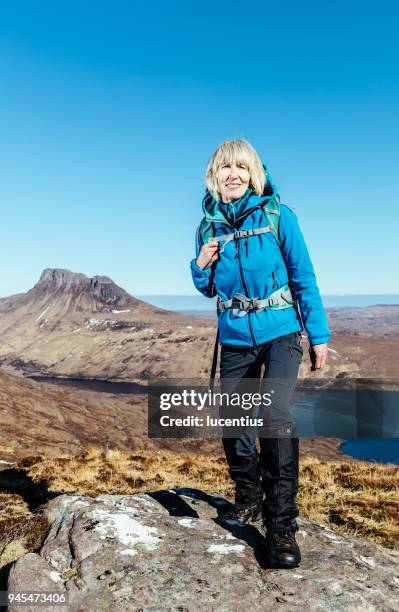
left=190, top=183, right=330, bottom=347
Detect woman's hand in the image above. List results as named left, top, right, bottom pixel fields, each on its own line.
left=196, top=240, right=219, bottom=270
left=309, top=343, right=328, bottom=371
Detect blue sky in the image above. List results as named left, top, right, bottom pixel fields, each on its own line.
left=0, top=0, right=398, bottom=297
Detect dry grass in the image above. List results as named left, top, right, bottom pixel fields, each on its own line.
left=298, top=457, right=399, bottom=548
left=1, top=446, right=398, bottom=570
left=20, top=446, right=235, bottom=499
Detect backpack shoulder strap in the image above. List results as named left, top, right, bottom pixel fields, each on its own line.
left=196, top=217, right=215, bottom=255
left=261, top=195, right=281, bottom=247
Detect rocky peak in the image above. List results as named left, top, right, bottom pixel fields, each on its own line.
left=36, top=269, right=89, bottom=292
left=32, top=268, right=136, bottom=307
left=28, top=268, right=140, bottom=310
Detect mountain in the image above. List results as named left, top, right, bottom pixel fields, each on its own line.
left=26, top=267, right=142, bottom=313
left=0, top=268, right=157, bottom=324
left=0, top=268, right=215, bottom=380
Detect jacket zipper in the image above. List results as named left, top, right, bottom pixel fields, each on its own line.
left=237, top=202, right=258, bottom=347
left=236, top=237, right=257, bottom=348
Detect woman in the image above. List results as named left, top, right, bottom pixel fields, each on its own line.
left=190, top=139, right=330, bottom=569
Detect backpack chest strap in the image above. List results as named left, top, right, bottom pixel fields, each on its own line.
left=217, top=284, right=295, bottom=317
left=209, top=225, right=274, bottom=253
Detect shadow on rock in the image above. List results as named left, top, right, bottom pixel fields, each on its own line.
left=151, top=486, right=270, bottom=568
left=0, top=468, right=57, bottom=511
left=147, top=490, right=200, bottom=517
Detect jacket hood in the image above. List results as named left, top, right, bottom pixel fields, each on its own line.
left=201, top=163, right=278, bottom=224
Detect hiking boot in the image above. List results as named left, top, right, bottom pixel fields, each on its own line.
left=221, top=500, right=262, bottom=524
left=264, top=528, right=301, bottom=568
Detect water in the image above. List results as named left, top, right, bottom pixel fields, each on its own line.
left=340, top=439, right=399, bottom=465
left=29, top=376, right=399, bottom=465
left=137, top=294, right=399, bottom=313
left=29, top=376, right=147, bottom=394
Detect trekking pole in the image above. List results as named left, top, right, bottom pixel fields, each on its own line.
left=209, top=328, right=219, bottom=393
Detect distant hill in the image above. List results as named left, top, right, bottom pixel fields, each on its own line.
left=326, top=305, right=399, bottom=336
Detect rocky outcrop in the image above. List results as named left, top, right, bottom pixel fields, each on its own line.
left=29, top=268, right=143, bottom=313
left=8, top=491, right=399, bottom=611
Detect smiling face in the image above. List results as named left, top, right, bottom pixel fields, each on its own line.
left=216, top=160, right=251, bottom=203
left=206, top=140, right=266, bottom=201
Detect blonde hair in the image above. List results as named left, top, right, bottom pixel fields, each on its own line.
left=205, top=139, right=267, bottom=201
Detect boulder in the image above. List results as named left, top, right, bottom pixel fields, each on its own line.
left=8, top=490, right=399, bottom=611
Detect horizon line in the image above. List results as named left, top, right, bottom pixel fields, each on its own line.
left=136, top=293, right=399, bottom=298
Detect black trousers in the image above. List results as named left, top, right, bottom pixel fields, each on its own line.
left=219, top=331, right=303, bottom=533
